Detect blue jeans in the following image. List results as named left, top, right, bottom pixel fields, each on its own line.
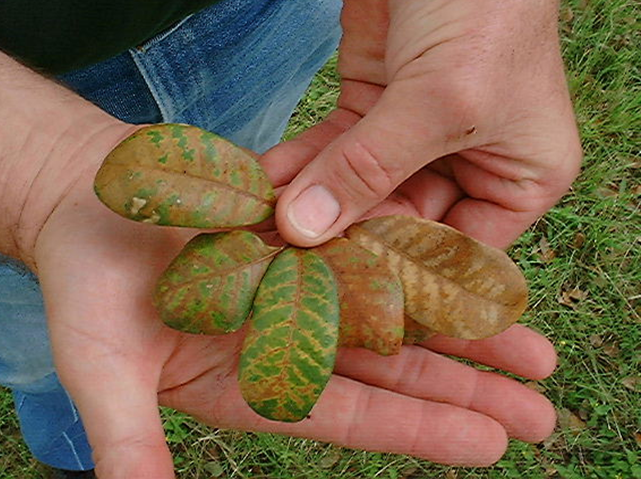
left=0, top=0, right=341, bottom=470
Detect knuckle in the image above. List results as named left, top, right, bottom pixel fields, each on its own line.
left=332, top=139, right=400, bottom=200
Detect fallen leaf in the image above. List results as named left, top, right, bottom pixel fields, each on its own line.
left=538, top=237, right=557, bottom=262
left=573, top=232, right=587, bottom=249
left=346, top=216, right=528, bottom=340
left=400, top=466, right=419, bottom=478
left=204, top=461, right=225, bottom=477
left=635, top=431, right=641, bottom=447
left=595, top=186, right=619, bottom=199
left=622, top=376, right=641, bottom=392
left=525, top=381, right=547, bottom=393
left=558, top=287, right=588, bottom=308
left=603, top=342, right=620, bottom=358
left=445, top=470, right=459, bottom=479
left=560, top=6, right=574, bottom=23
left=589, top=334, right=604, bottom=348
left=558, top=408, right=587, bottom=434
left=318, top=450, right=341, bottom=469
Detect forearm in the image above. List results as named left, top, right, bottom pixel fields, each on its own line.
left=0, top=51, right=133, bottom=268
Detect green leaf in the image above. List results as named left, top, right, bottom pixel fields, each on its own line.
left=94, top=124, right=275, bottom=228
left=239, top=247, right=340, bottom=422
left=154, top=231, right=280, bottom=335
left=315, top=238, right=404, bottom=356
left=346, top=215, right=528, bottom=340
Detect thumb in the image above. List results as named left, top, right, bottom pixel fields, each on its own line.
left=275, top=81, right=464, bottom=246
left=52, top=344, right=175, bottom=478
left=42, top=290, right=176, bottom=478
left=71, top=379, right=174, bottom=478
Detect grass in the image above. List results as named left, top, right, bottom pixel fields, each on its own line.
left=1, top=0, right=639, bottom=477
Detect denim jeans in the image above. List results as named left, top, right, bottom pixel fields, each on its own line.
left=0, top=0, right=341, bottom=470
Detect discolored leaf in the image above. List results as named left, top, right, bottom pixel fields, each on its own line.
left=94, top=124, right=275, bottom=228
left=154, top=231, right=280, bottom=335
left=239, top=248, right=340, bottom=422
left=346, top=216, right=528, bottom=340
left=315, top=238, right=404, bottom=356
left=403, top=316, right=435, bottom=345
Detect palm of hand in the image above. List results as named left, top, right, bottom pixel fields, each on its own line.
left=32, top=166, right=557, bottom=478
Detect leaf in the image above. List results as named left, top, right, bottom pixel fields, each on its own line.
left=346, top=216, right=528, bottom=340
left=622, top=376, right=641, bottom=392
left=94, top=124, right=275, bottom=228
left=154, top=231, right=280, bottom=335
left=403, top=316, right=435, bottom=345
left=538, top=237, right=557, bottom=262
left=557, top=408, right=587, bottom=434
left=315, top=238, right=404, bottom=356
left=238, top=248, right=340, bottom=422
left=558, top=286, right=588, bottom=309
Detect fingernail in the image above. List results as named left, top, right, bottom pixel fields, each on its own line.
left=287, top=185, right=340, bottom=238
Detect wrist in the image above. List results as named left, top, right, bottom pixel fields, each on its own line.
left=0, top=52, right=137, bottom=268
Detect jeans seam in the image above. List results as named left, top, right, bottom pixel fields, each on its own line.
left=128, top=50, right=169, bottom=123
left=62, top=431, right=85, bottom=470
left=135, top=14, right=195, bottom=52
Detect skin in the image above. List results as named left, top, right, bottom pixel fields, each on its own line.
left=36, top=186, right=558, bottom=476
left=266, top=0, right=582, bottom=248
left=1, top=0, right=581, bottom=477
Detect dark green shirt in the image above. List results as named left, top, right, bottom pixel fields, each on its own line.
left=0, top=0, right=219, bottom=74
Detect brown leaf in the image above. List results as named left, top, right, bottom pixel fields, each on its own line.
left=558, top=287, right=588, bottom=308
left=315, top=238, right=404, bottom=356
left=525, top=381, right=547, bottom=394
left=596, top=186, right=619, bottom=199
left=603, top=342, right=620, bottom=358
left=400, top=466, right=419, bottom=478
left=560, top=6, right=574, bottom=23
left=538, top=237, right=557, bottom=262
left=403, top=316, right=435, bottom=345
left=589, top=334, right=604, bottom=348
left=558, top=408, right=587, bottom=434
left=622, top=376, right=641, bottom=392
left=318, top=450, right=341, bottom=469
left=634, top=431, right=641, bottom=447
left=346, top=216, right=528, bottom=340
left=573, top=232, right=587, bottom=249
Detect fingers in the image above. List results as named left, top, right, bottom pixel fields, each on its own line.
left=274, top=80, right=455, bottom=247
left=334, top=331, right=557, bottom=443
left=260, top=108, right=360, bottom=188
left=159, top=326, right=557, bottom=466
left=163, top=373, right=509, bottom=467
left=423, top=324, right=558, bottom=380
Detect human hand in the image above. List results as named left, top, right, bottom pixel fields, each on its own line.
left=265, top=0, right=583, bottom=249
left=33, top=152, right=557, bottom=478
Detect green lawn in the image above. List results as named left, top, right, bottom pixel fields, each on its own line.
left=1, top=0, right=639, bottom=477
